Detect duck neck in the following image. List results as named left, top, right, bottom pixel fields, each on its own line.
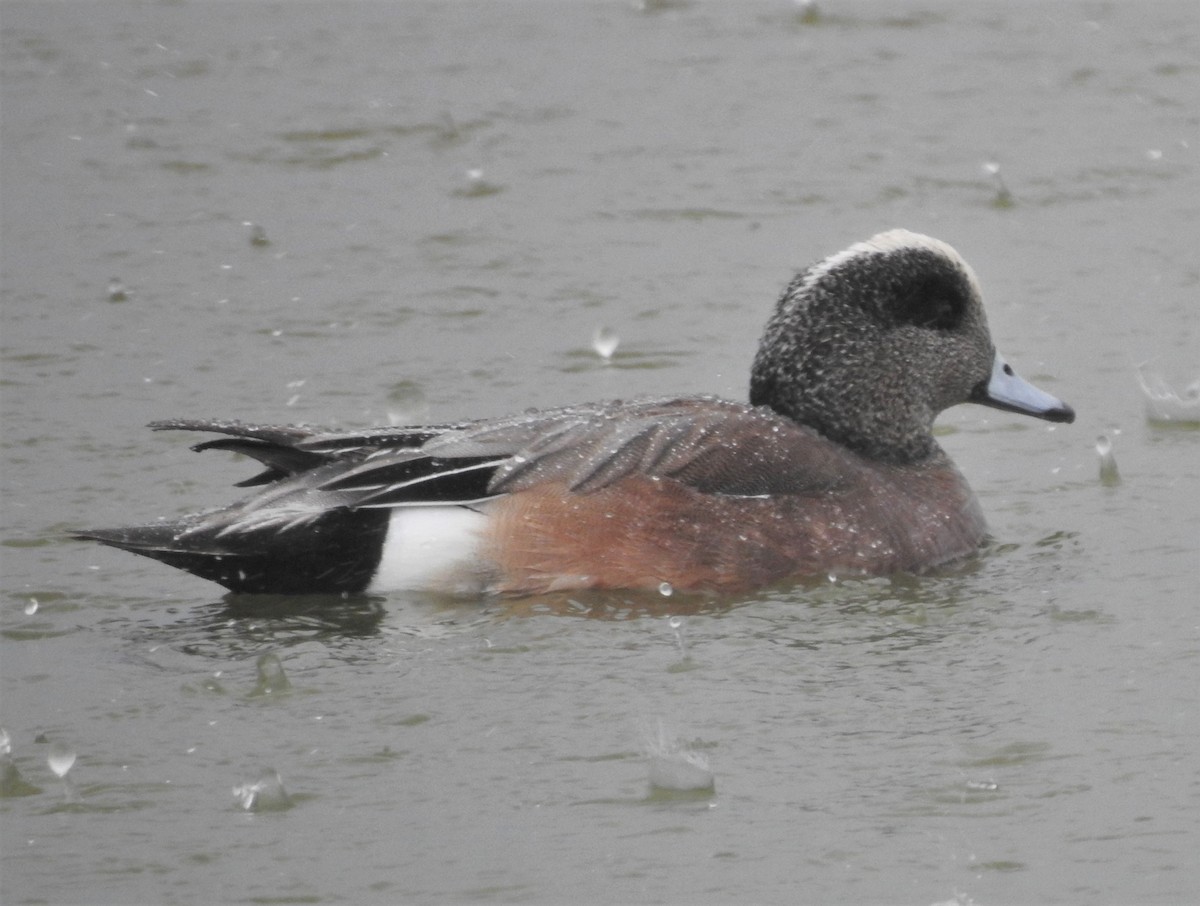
left=836, top=418, right=940, bottom=465
left=752, top=384, right=938, bottom=465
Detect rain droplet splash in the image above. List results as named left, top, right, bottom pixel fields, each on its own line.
left=47, top=742, right=76, bottom=778
left=244, top=221, right=270, bottom=247
left=592, top=326, right=620, bottom=361
left=47, top=741, right=80, bottom=803
left=252, top=652, right=291, bottom=697
left=793, top=0, right=820, bottom=25
left=454, top=167, right=503, bottom=198
left=645, top=719, right=714, bottom=794
left=668, top=615, right=688, bottom=661
left=233, top=768, right=293, bottom=812
left=1136, top=368, right=1200, bottom=425
left=0, top=729, right=41, bottom=798
left=983, top=160, right=1014, bottom=208
left=1095, top=434, right=1120, bottom=486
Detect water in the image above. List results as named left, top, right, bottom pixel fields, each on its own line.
left=2, top=2, right=1198, bottom=903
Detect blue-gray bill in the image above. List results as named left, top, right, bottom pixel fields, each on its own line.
left=971, top=353, right=1075, bottom=424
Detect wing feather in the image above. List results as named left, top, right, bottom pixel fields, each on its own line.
left=152, top=396, right=854, bottom=515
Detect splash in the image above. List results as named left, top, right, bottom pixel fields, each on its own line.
left=251, top=652, right=291, bottom=697
left=233, top=768, right=293, bottom=811
left=1137, top=369, right=1200, bottom=425
left=592, top=326, right=620, bottom=361
left=983, top=161, right=1014, bottom=208
left=1095, top=434, right=1120, bottom=486
left=644, top=719, right=714, bottom=793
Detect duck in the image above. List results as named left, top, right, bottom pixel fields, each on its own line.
left=77, top=229, right=1075, bottom=596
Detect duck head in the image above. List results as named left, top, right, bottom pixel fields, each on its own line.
left=749, top=229, right=1075, bottom=464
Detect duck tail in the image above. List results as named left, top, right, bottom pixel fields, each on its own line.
left=74, top=507, right=390, bottom=595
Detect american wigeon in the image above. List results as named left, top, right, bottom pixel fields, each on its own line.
left=79, top=229, right=1075, bottom=596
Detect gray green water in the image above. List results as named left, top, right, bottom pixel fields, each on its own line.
left=2, top=2, right=1198, bottom=903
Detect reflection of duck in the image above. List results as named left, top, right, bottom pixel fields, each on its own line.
left=79, top=230, right=1074, bottom=597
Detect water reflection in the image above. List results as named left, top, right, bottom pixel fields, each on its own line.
left=140, top=563, right=1018, bottom=655
left=495, top=587, right=745, bottom=621
left=124, top=539, right=1093, bottom=665
left=138, top=594, right=388, bottom=661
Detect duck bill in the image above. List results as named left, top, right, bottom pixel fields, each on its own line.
left=970, top=353, right=1075, bottom=423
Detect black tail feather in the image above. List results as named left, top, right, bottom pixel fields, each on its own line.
left=76, top=507, right=390, bottom=594
left=190, top=438, right=333, bottom=487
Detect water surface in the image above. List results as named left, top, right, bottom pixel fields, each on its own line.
left=2, top=2, right=1198, bottom=903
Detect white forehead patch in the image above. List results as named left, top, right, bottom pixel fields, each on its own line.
left=801, top=229, right=981, bottom=300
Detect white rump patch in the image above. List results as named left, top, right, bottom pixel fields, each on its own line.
left=368, top=507, right=488, bottom=594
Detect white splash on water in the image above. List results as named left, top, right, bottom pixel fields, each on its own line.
left=645, top=719, right=714, bottom=793
left=592, top=326, right=620, bottom=361
left=1096, top=434, right=1121, bottom=486
left=1137, top=369, right=1200, bottom=424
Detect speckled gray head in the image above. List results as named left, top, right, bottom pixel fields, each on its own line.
left=749, top=229, right=1075, bottom=464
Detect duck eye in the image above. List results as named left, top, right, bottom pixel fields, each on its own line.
left=893, top=275, right=966, bottom=331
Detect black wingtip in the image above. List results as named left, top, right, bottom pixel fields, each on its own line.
left=73, top=524, right=178, bottom=553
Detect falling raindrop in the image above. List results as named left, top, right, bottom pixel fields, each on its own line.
left=1096, top=434, right=1120, bottom=486
left=592, top=326, right=620, bottom=361
left=107, top=277, right=128, bottom=302
left=0, top=728, right=10, bottom=757
left=24, top=598, right=37, bottom=616
left=658, top=581, right=673, bottom=597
